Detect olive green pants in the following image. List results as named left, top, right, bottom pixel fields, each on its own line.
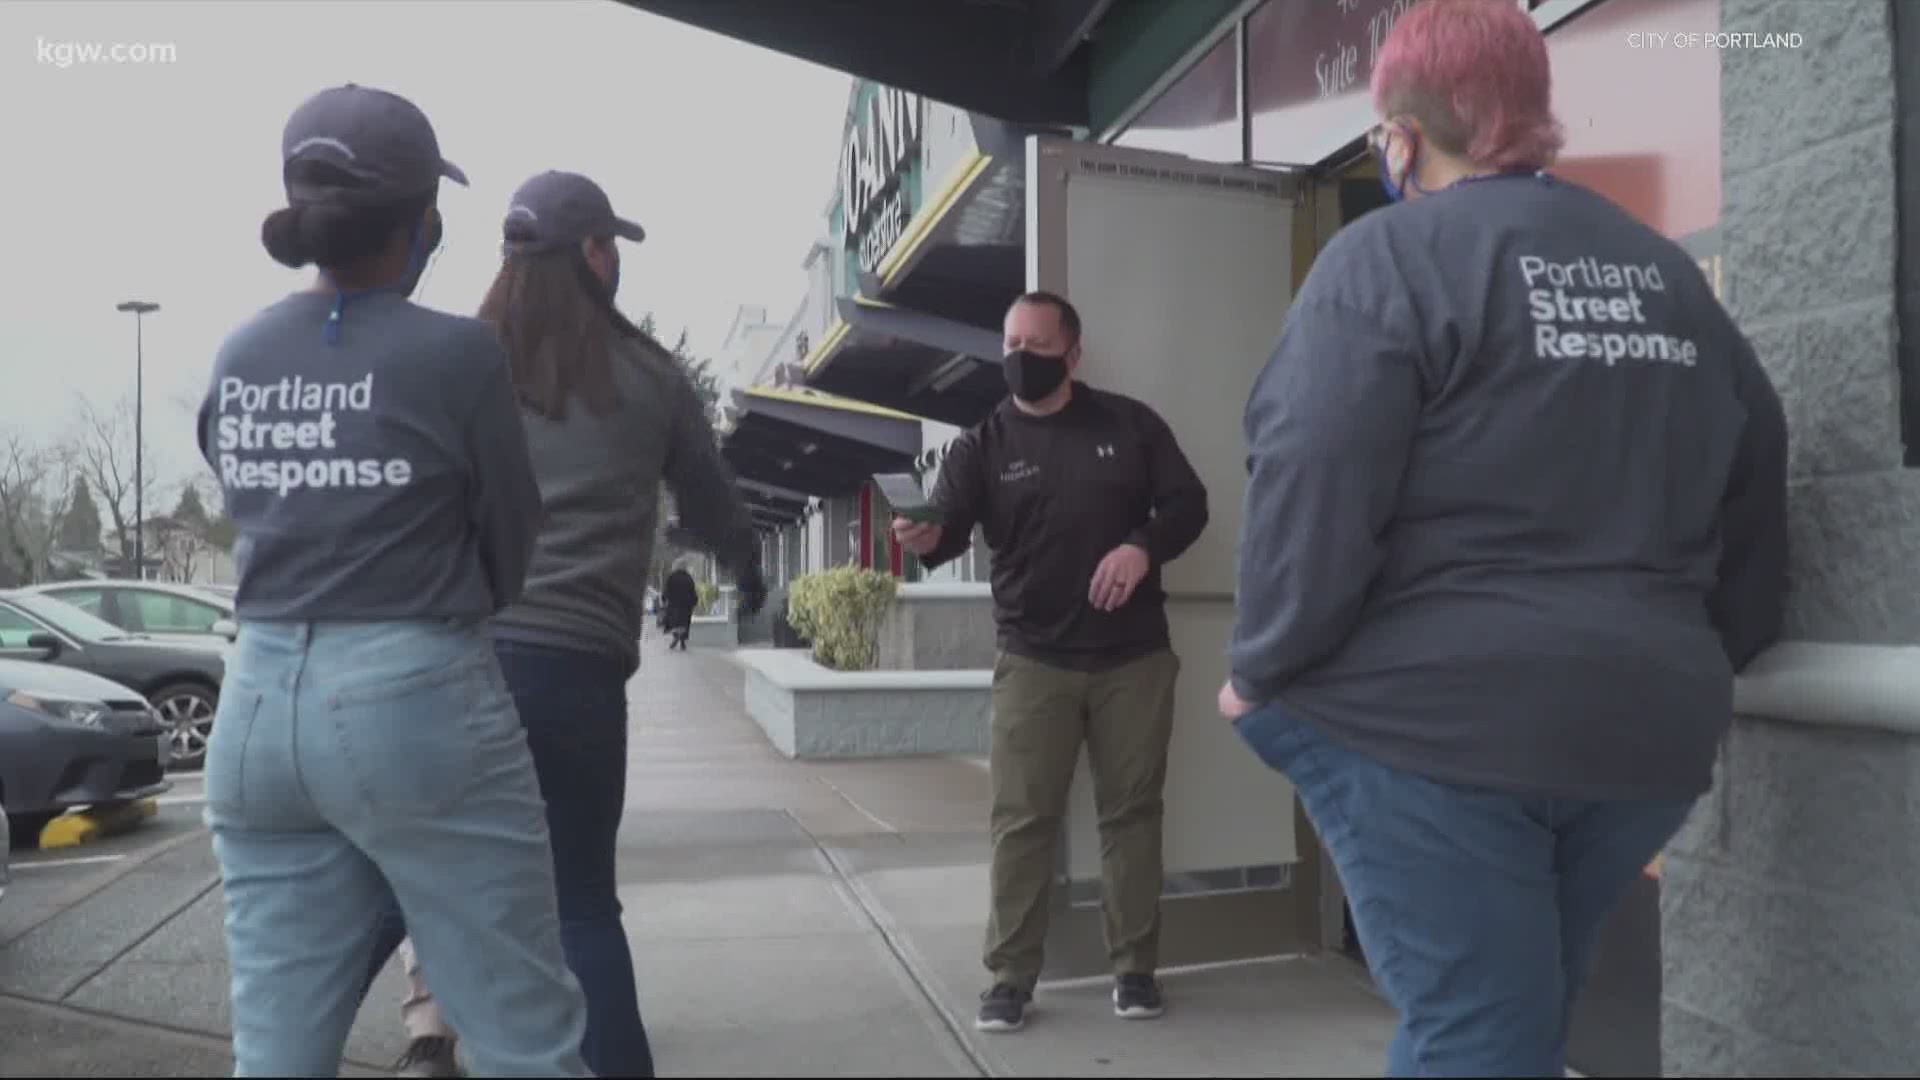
left=984, top=648, right=1180, bottom=991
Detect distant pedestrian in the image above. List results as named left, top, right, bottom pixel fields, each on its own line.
left=894, top=290, right=1209, bottom=1033
left=359, top=170, right=766, bottom=1078
left=1218, top=2, right=1789, bottom=1075
left=198, top=83, right=589, bottom=1078
left=662, top=563, right=699, bottom=651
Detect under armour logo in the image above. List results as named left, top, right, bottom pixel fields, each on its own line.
left=1096, top=444, right=1115, bottom=458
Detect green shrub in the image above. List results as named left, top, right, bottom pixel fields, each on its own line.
left=695, top=581, right=720, bottom=615
left=785, top=565, right=898, bottom=671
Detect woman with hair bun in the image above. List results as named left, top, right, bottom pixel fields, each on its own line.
left=196, top=84, right=589, bottom=1078
left=1220, top=1, right=1788, bottom=1074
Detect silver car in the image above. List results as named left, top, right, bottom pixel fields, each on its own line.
left=1, top=804, right=10, bottom=906
left=24, top=580, right=237, bottom=647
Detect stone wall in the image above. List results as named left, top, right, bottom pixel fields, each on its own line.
left=1660, top=2, right=1920, bottom=1075
left=874, top=583, right=997, bottom=670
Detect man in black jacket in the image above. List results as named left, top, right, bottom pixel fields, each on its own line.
left=894, top=291, right=1209, bottom=1034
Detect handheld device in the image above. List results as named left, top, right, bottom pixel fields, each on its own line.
left=873, top=472, right=945, bottom=525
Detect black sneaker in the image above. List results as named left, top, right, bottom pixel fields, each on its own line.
left=396, top=1035, right=464, bottom=1078
left=1113, top=973, right=1165, bottom=1019
left=975, top=983, right=1031, bottom=1032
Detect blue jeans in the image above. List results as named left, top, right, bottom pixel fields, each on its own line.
left=205, top=620, right=589, bottom=1078
left=1232, top=701, right=1693, bottom=1078
left=366, top=639, right=654, bottom=1077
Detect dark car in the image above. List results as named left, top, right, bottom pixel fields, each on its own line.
left=25, top=580, right=238, bottom=647
left=0, top=657, right=171, bottom=832
left=0, top=591, right=225, bottom=770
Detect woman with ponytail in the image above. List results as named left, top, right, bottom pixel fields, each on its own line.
left=195, top=85, right=590, bottom=1079
left=364, top=170, right=768, bottom=1079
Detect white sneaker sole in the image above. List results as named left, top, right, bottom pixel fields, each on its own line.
left=1113, top=989, right=1165, bottom=1019
left=975, top=1014, right=1027, bottom=1033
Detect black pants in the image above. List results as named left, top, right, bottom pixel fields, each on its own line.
left=361, top=640, right=653, bottom=1077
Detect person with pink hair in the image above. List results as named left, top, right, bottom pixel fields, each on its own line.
left=1218, top=0, right=1788, bottom=1075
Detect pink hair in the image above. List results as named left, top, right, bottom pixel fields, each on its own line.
left=1370, top=0, right=1564, bottom=170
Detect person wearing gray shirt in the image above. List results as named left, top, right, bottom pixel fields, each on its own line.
left=195, top=84, right=589, bottom=1079
left=358, top=170, right=765, bottom=1080
left=1217, top=3, right=1788, bottom=1076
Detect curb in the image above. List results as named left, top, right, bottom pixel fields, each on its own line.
left=39, top=799, right=159, bottom=850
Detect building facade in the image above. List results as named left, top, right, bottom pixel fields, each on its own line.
left=722, top=80, right=997, bottom=589
left=637, top=1, right=1920, bottom=1073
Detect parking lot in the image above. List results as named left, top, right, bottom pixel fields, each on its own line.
left=0, top=777, right=397, bottom=1077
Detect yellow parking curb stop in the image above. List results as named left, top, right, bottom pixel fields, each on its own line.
left=39, top=799, right=159, bottom=850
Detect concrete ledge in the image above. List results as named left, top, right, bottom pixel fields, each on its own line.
left=689, top=615, right=739, bottom=649
left=737, top=648, right=990, bottom=759
left=39, top=798, right=158, bottom=850
left=1733, top=642, right=1920, bottom=736
left=896, top=582, right=992, bottom=601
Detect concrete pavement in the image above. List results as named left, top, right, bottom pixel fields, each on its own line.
left=0, top=636, right=1395, bottom=1077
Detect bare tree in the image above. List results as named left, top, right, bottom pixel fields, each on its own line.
left=0, top=434, right=78, bottom=584
left=70, top=394, right=157, bottom=568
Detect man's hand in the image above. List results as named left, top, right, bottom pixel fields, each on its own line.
left=892, top=516, right=944, bottom=557
left=1088, top=543, right=1150, bottom=611
left=1217, top=680, right=1254, bottom=720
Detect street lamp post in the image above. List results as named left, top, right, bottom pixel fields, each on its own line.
left=115, top=300, right=159, bottom=580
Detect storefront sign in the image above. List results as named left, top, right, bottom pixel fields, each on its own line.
left=841, top=86, right=925, bottom=275
left=1247, top=0, right=1593, bottom=166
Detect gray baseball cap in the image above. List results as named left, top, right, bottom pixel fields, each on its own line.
left=281, top=84, right=467, bottom=207
left=502, top=171, right=646, bottom=253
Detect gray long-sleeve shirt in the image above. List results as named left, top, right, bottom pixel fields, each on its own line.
left=1231, top=174, right=1788, bottom=801
left=489, top=332, right=758, bottom=670
left=199, top=292, right=543, bottom=623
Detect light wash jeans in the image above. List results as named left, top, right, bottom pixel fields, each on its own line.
left=204, top=619, right=590, bottom=1078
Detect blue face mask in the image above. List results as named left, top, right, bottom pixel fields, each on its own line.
left=1378, top=152, right=1407, bottom=204
left=1378, top=128, right=1418, bottom=204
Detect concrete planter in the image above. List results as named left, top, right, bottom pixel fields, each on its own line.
left=688, top=615, right=738, bottom=649
left=876, top=581, right=996, bottom=671
left=737, top=647, right=990, bottom=759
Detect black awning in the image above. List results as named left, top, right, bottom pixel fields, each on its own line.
left=747, top=502, right=801, bottom=529
left=837, top=298, right=1003, bottom=360
left=739, top=479, right=809, bottom=526
left=882, top=243, right=1026, bottom=330
left=614, top=0, right=1107, bottom=127
left=720, top=387, right=920, bottom=499
left=802, top=299, right=1008, bottom=428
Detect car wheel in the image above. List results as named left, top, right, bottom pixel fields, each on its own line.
left=152, top=683, right=218, bottom=770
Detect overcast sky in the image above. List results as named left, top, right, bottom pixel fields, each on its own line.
left=0, top=0, right=850, bottom=499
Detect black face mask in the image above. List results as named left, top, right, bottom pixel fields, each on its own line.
left=1003, top=349, right=1070, bottom=402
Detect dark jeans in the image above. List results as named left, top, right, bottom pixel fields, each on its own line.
left=364, top=640, right=652, bottom=1078
left=1232, top=701, right=1692, bottom=1078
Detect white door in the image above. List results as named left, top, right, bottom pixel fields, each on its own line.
left=1025, top=135, right=1326, bottom=973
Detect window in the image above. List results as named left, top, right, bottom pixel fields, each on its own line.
left=0, top=603, right=50, bottom=649
left=48, top=588, right=105, bottom=617
left=129, top=590, right=223, bottom=634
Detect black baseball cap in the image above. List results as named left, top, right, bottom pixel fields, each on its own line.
left=281, top=84, right=467, bottom=207
left=502, top=171, right=646, bottom=253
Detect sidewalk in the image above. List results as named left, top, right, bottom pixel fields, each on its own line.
left=593, top=638, right=1396, bottom=1077
left=0, top=635, right=1396, bottom=1077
